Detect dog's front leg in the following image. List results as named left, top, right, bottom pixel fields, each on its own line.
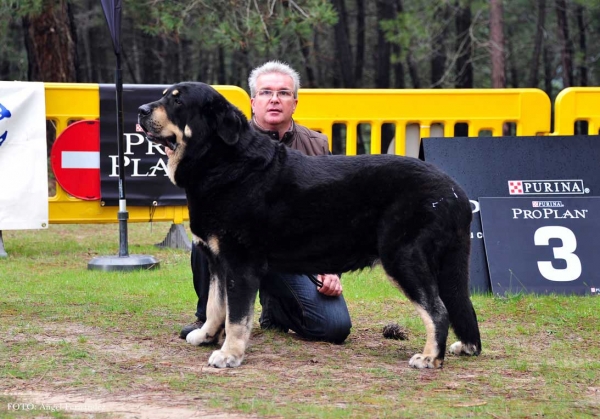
left=186, top=272, right=226, bottom=346
left=208, top=272, right=259, bottom=368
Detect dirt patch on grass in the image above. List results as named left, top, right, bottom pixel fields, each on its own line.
left=4, top=319, right=416, bottom=418
left=4, top=322, right=258, bottom=417
left=3, top=308, right=599, bottom=418
left=5, top=390, right=253, bottom=418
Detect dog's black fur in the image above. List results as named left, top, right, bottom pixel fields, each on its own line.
left=138, top=82, right=482, bottom=369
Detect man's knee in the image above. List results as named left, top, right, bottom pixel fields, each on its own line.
left=302, top=310, right=352, bottom=344
left=322, top=315, right=352, bottom=344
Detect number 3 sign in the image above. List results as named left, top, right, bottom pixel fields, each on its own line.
left=479, top=197, right=600, bottom=296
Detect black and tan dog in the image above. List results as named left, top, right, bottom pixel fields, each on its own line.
left=138, top=82, right=482, bottom=369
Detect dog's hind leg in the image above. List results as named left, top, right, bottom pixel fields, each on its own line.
left=207, top=268, right=260, bottom=368
left=438, top=236, right=482, bottom=357
left=187, top=272, right=226, bottom=346
left=381, top=246, right=450, bottom=369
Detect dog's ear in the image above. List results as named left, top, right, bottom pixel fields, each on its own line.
left=216, top=107, right=243, bottom=145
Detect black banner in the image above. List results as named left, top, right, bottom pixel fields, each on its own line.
left=99, top=84, right=187, bottom=206
left=422, top=135, right=600, bottom=293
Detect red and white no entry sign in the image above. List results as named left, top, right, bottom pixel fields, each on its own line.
left=50, top=120, right=100, bottom=200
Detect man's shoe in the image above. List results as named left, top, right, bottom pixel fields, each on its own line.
left=179, top=319, right=204, bottom=339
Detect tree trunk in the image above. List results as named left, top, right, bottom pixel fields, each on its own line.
left=129, top=18, right=142, bottom=84
left=122, top=48, right=139, bottom=84
left=406, top=48, right=421, bottom=88
left=555, top=0, right=574, bottom=87
left=543, top=43, right=553, bottom=98
left=142, top=31, right=160, bottom=83
left=489, top=0, right=505, bottom=88
left=177, top=39, right=184, bottom=81
left=375, top=0, right=394, bottom=88
left=575, top=4, right=587, bottom=86
left=298, top=35, right=317, bottom=87
left=313, top=31, right=324, bottom=87
left=506, top=26, right=518, bottom=87
left=331, top=0, right=355, bottom=87
left=22, top=0, right=78, bottom=82
left=392, top=43, right=405, bottom=88
left=454, top=0, right=473, bottom=88
left=1, top=20, right=25, bottom=80
left=355, top=0, right=365, bottom=85
left=392, top=0, right=405, bottom=88
left=431, top=3, right=450, bottom=87
left=159, top=36, right=169, bottom=83
left=217, top=47, right=227, bottom=84
left=80, top=18, right=94, bottom=82
left=528, top=0, right=546, bottom=87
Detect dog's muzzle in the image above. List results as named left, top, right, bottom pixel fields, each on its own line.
left=137, top=105, right=178, bottom=151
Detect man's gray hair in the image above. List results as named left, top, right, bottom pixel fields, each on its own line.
left=248, top=61, right=301, bottom=98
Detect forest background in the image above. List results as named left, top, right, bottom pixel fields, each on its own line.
left=1, top=0, right=599, bottom=101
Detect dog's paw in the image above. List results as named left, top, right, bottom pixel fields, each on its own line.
left=186, top=328, right=218, bottom=346
left=449, top=341, right=479, bottom=356
left=208, top=350, right=243, bottom=368
left=409, top=353, right=443, bottom=369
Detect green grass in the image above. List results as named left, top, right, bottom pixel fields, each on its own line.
left=1, top=223, right=599, bottom=418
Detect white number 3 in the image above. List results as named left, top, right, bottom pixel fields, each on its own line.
left=534, top=226, right=581, bottom=282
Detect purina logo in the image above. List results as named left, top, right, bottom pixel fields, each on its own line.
left=508, top=180, right=589, bottom=195
left=532, top=201, right=564, bottom=208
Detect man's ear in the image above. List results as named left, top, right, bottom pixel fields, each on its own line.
left=216, top=107, right=242, bottom=145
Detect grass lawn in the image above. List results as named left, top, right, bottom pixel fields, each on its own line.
left=0, top=223, right=599, bottom=418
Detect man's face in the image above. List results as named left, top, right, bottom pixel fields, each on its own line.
left=251, top=73, right=298, bottom=130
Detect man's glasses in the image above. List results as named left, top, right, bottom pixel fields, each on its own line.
left=256, top=89, right=295, bottom=99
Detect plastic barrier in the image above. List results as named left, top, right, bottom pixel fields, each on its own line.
left=553, top=87, right=600, bottom=135
left=295, top=88, right=551, bottom=157
left=44, top=84, right=552, bottom=225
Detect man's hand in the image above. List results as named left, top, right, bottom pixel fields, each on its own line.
left=317, top=274, right=342, bottom=296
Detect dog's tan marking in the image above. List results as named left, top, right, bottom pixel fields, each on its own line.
left=150, top=105, right=184, bottom=186
left=184, top=125, right=192, bottom=138
left=152, top=107, right=183, bottom=141
left=192, top=234, right=206, bottom=247
left=209, top=314, right=253, bottom=368
left=414, top=304, right=437, bottom=356
left=172, top=89, right=179, bottom=96
left=162, top=88, right=167, bottom=96
left=207, top=236, right=220, bottom=255
left=206, top=275, right=226, bottom=328
left=186, top=274, right=226, bottom=346
left=166, top=143, right=184, bottom=186
left=409, top=304, right=443, bottom=369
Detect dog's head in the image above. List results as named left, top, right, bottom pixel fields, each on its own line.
left=137, top=82, right=248, bottom=185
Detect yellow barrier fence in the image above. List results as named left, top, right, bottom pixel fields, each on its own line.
left=44, top=84, right=553, bottom=225
left=553, top=87, right=600, bottom=135
left=295, top=88, right=551, bottom=156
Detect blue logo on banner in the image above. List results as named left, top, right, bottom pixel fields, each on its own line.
left=0, top=102, right=12, bottom=147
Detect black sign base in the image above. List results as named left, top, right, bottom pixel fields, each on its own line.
left=87, top=254, right=160, bottom=271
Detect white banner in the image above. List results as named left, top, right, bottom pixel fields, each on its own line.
left=0, top=82, right=48, bottom=230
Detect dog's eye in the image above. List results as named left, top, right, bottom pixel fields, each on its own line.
left=174, top=98, right=182, bottom=105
